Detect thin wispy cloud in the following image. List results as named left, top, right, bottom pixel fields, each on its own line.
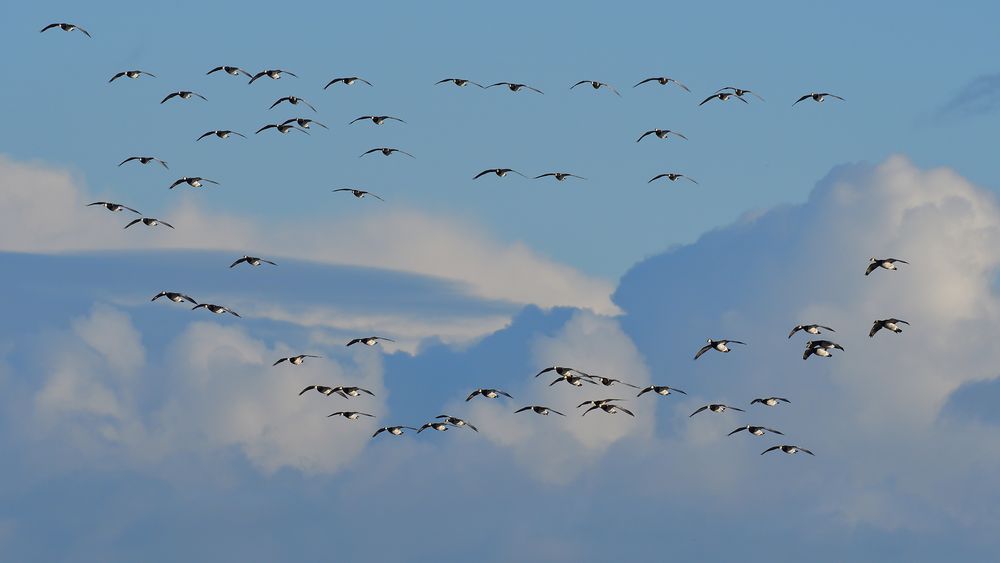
left=936, top=72, right=1000, bottom=119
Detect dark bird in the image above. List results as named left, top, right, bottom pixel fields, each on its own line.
left=333, top=188, right=384, bottom=201
left=865, top=257, right=909, bottom=276
left=715, top=87, right=764, bottom=101
left=729, top=425, right=783, bottom=437
left=435, top=415, right=478, bottom=431
left=549, top=375, right=593, bottom=387
left=870, top=318, right=909, bottom=338
left=360, top=147, right=414, bottom=158
left=334, top=386, right=375, bottom=398
left=151, top=291, right=197, bottom=304
left=694, top=339, right=746, bottom=360
left=207, top=66, right=252, bottom=78
left=535, top=172, right=585, bottom=181
left=535, top=366, right=590, bottom=379
left=196, top=130, right=246, bottom=141
left=571, top=80, right=620, bottom=96
left=436, top=78, right=484, bottom=88
left=273, top=354, right=320, bottom=366
left=576, top=398, right=624, bottom=409
left=109, top=70, right=156, bottom=83
left=249, top=69, right=297, bottom=84
left=636, top=385, right=686, bottom=397
left=699, top=92, right=748, bottom=106
left=762, top=445, right=814, bottom=456
left=327, top=411, right=374, bottom=421
left=324, top=76, right=372, bottom=89
left=161, top=91, right=207, bottom=104
left=648, top=173, right=698, bottom=184
left=124, top=217, right=173, bottom=229
left=636, top=129, right=688, bottom=143
left=751, top=397, right=790, bottom=407
left=418, top=422, right=452, bottom=433
left=349, top=115, right=405, bottom=125
left=347, top=336, right=394, bottom=347
left=474, top=168, right=527, bottom=180
left=690, top=404, right=744, bottom=417
left=270, top=96, right=316, bottom=112
left=486, top=82, right=544, bottom=94
left=582, top=403, right=634, bottom=417
left=466, top=388, right=512, bottom=401
left=87, top=201, right=139, bottom=214
left=585, top=375, right=638, bottom=389
left=119, top=156, right=168, bottom=169
left=40, top=23, right=90, bottom=37
left=230, top=255, right=276, bottom=268
left=793, top=92, right=844, bottom=106
left=299, top=385, right=340, bottom=397
left=169, top=177, right=219, bottom=189
left=515, top=405, right=565, bottom=416
left=282, top=117, right=327, bottom=130
left=803, top=340, right=844, bottom=360
left=256, top=123, right=309, bottom=135
left=633, top=76, right=689, bottom=91
left=372, top=426, right=418, bottom=438
left=191, top=303, right=239, bottom=317
left=788, top=324, right=835, bottom=338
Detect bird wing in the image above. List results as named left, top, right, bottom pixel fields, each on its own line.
left=76, top=27, right=91, bottom=37
left=799, top=448, right=815, bottom=455
left=618, top=407, right=634, bottom=417
left=269, top=98, right=286, bottom=110
left=728, top=427, right=747, bottom=436
left=570, top=81, right=589, bottom=89
left=689, top=406, right=708, bottom=417
left=761, top=446, right=780, bottom=455
left=346, top=339, right=362, bottom=346
left=349, top=116, right=371, bottom=125
left=473, top=169, right=494, bottom=179
left=648, top=174, right=669, bottom=183
left=123, top=219, right=141, bottom=229
left=151, top=292, right=166, bottom=301
left=767, top=428, right=784, bottom=435
left=673, top=131, right=689, bottom=140
left=803, top=348, right=814, bottom=360
left=514, top=406, right=531, bottom=413
left=372, top=428, right=387, bottom=438
left=534, top=173, right=556, bottom=179
left=889, top=259, right=909, bottom=264
left=465, top=390, right=481, bottom=402
left=160, top=92, right=178, bottom=104
left=498, top=390, right=513, bottom=399
left=273, top=358, right=287, bottom=366
left=699, top=94, right=718, bottom=106
left=255, top=124, right=277, bottom=134
left=524, top=85, right=544, bottom=94
left=865, top=261, right=879, bottom=276
left=693, top=344, right=712, bottom=360
left=207, top=67, right=223, bottom=75
left=869, top=322, right=882, bottom=338
left=109, top=72, right=126, bottom=83
left=302, top=100, right=317, bottom=112
left=793, top=94, right=811, bottom=106
left=196, top=132, right=214, bottom=141
left=788, top=326, right=802, bottom=338
left=40, top=23, right=61, bottom=32
left=550, top=409, right=566, bottom=416
left=299, top=385, right=317, bottom=395
left=728, top=406, right=745, bottom=412
left=633, top=78, right=658, bottom=87
left=230, top=257, right=247, bottom=268
left=636, top=131, right=654, bottom=143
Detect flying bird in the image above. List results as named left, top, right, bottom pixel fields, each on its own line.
left=270, top=96, right=316, bottom=112
left=761, top=445, right=814, bottom=456
left=327, top=411, right=374, bottom=421
left=435, top=415, right=478, bottom=431
left=473, top=168, right=527, bottom=180
left=699, top=92, right=748, bottom=106
left=788, top=324, right=835, bottom=338
left=230, top=255, right=276, bottom=268
left=372, top=426, right=418, bottom=438
left=803, top=340, right=845, bottom=360
left=535, top=366, right=590, bottom=379
left=249, top=69, right=297, bottom=84
left=636, top=385, right=686, bottom=397
left=349, top=115, right=405, bottom=125
left=282, top=118, right=327, bottom=130
left=119, top=156, right=168, bottom=169
left=870, top=318, right=909, bottom=338
left=207, top=66, right=252, bottom=78
left=151, top=291, right=197, bottom=304
left=729, top=425, right=783, bottom=437
left=347, top=336, right=394, bottom=347
left=576, top=398, right=625, bottom=409
left=191, top=303, right=239, bottom=317
left=534, top=172, right=585, bottom=181
left=160, top=91, right=206, bottom=104
left=585, top=375, right=638, bottom=388
left=515, top=405, right=565, bottom=416
left=571, top=80, right=621, bottom=96
left=169, top=177, right=218, bottom=189
left=273, top=354, right=320, bottom=366
left=334, top=386, right=375, bottom=397
left=324, top=76, right=373, bottom=88
left=333, top=188, right=384, bottom=201
left=633, top=76, right=689, bottom=91
left=486, top=82, right=543, bottom=94
left=87, top=201, right=139, bottom=214
left=360, top=147, right=414, bottom=158
left=690, top=404, right=744, bottom=417
left=40, top=23, right=90, bottom=37
left=466, top=388, right=512, bottom=401
left=436, top=78, right=484, bottom=88
left=793, top=92, right=844, bottom=106
left=109, top=70, right=156, bottom=83
left=417, top=422, right=452, bottom=433
left=636, top=129, right=688, bottom=143
left=648, top=173, right=697, bottom=184
left=549, top=375, right=593, bottom=387
left=751, top=397, right=790, bottom=407
left=299, top=385, right=341, bottom=397
left=124, top=217, right=173, bottom=229
left=256, top=123, right=309, bottom=135
left=715, top=87, right=764, bottom=101
left=196, top=130, right=246, bottom=141
left=582, top=403, right=634, bottom=417
left=694, top=339, right=746, bottom=360
left=865, top=257, right=909, bottom=276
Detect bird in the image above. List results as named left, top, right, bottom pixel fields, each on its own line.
left=230, top=255, right=276, bottom=268
left=515, top=405, right=565, bottom=416
left=466, top=388, right=512, bottom=401
left=324, top=76, right=373, bottom=88
left=762, top=445, right=814, bottom=456
left=360, top=147, right=414, bottom=158
left=788, top=324, right=835, bottom=338
left=333, top=188, right=384, bottom=201
left=870, top=318, right=909, bottom=338
left=751, top=397, right=790, bottom=407
left=347, top=336, right=394, bottom=347
left=636, top=385, right=687, bottom=397
left=160, top=91, right=207, bottom=104
left=690, top=404, right=744, bottom=417
left=109, top=70, right=156, bottom=83
left=585, top=375, right=638, bottom=389
left=694, top=339, right=746, bottom=360
left=87, top=201, right=139, bottom=214
left=256, top=123, right=309, bottom=135
left=534, top=172, right=585, bottom=181
left=151, top=291, right=197, bottom=304
left=372, top=426, right=418, bottom=438
left=648, top=173, right=698, bottom=184
left=435, top=78, right=484, bottom=88
left=486, top=82, right=543, bottom=94
left=119, top=156, right=168, bottom=169
left=435, top=415, right=478, bottom=431
left=249, top=69, right=297, bottom=84
left=803, top=340, right=845, bottom=360
left=124, top=217, right=173, bottom=229
left=549, top=375, right=593, bottom=387
left=334, top=386, right=375, bottom=397
left=207, top=66, right=252, bottom=78
left=576, top=398, right=624, bottom=409
left=196, top=130, right=246, bottom=141
left=40, top=23, right=90, bottom=37
left=418, top=422, right=452, bottom=433
left=729, top=425, right=784, bottom=437
left=191, top=303, right=239, bottom=317
left=474, top=168, right=527, bottom=180
left=327, top=411, right=374, bottom=421
left=699, top=92, right=749, bottom=106
left=633, top=76, right=690, bottom=91
left=715, top=87, right=764, bottom=101
left=273, top=354, right=320, bottom=366
left=582, top=403, right=634, bottom=417
left=169, top=177, right=219, bottom=189
left=636, top=129, right=688, bottom=143
left=299, top=385, right=340, bottom=397
left=865, top=257, right=909, bottom=276
left=571, top=80, right=621, bottom=96
left=282, top=118, right=327, bottom=130
left=270, top=96, right=316, bottom=112
left=535, top=366, right=590, bottom=379
left=793, top=92, right=844, bottom=106
left=349, top=115, right=405, bottom=125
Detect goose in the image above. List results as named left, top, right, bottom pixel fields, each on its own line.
left=729, top=425, right=783, bottom=437
left=585, top=375, right=639, bottom=389
left=636, top=129, right=688, bottom=143
left=788, top=324, right=835, bottom=338
left=119, top=156, right=168, bottom=169
left=249, top=69, right=297, bottom=84
left=633, top=76, right=690, bottom=91
left=40, top=23, right=91, bottom=37
left=273, top=354, right=320, bottom=366
left=761, top=445, right=814, bottom=456
left=230, top=255, right=276, bottom=268
left=324, top=76, right=373, bottom=88
left=256, top=123, right=309, bottom=135
left=534, top=172, right=585, bottom=181
left=582, top=403, right=634, bottom=417
left=360, top=147, right=415, bottom=158
left=327, top=411, right=374, bottom=420
left=349, top=115, right=406, bottom=125
left=636, top=385, right=687, bottom=397
left=169, top=177, right=219, bottom=189
left=486, top=82, right=543, bottom=94
left=865, top=257, right=909, bottom=276
left=435, top=415, right=478, bottom=431
left=332, top=188, right=384, bottom=201
left=803, top=340, right=844, bottom=360
left=282, top=117, right=327, bottom=130
left=466, top=388, right=512, bottom=401
left=870, top=318, right=909, bottom=338
left=436, top=78, right=484, bottom=88
left=207, top=66, right=252, bottom=78
left=334, top=386, right=375, bottom=397
left=346, top=336, right=394, bottom=347
left=151, top=291, right=197, bottom=304
left=690, top=404, right=744, bottom=417
left=694, top=339, right=746, bottom=360
left=699, top=92, right=748, bottom=106
left=299, top=385, right=340, bottom=397
left=515, top=405, right=565, bottom=416
left=648, top=173, right=698, bottom=184
left=473, top=168, right=527, bottom=179
left=576, top=398, right=624, bottom=409
left=87, top=201, right=139, bottom=214
left=196, top=130, right=246, bottom=141
left=270, top=96, right=316, bottom=112
left=191, top=303, right=239, bottom=317
left=571, top=80, right=621, bottom=96
left=715, top=87, right=764, bottom=101
left=124, top=217, right=174, bottom=229
left=535, top=366, right=590, bottom=379
left=549, top=375, right=593, bottom=387
left=750, top=397, right=790, bottom=407
left=160, top=91, right=207, bottom=104
left=418, top=422, right=452, bottom=433
left=372, top=426, right=418, bottom=438
left=109, top=70, right=156, bottom=83
left=793, top=92, right=844, bottom=106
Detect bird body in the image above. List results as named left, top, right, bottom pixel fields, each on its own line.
left=865, top=257, right=909, bottom=276
left=694, top=339, right=746, bottom=360
left=870, top=318, right=909, bottom=337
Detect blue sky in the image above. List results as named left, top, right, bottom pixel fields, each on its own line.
left=3, top=1, right=1000, bottom=562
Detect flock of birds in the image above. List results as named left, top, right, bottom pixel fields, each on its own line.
left=43, top=21, right=893, bottom=457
